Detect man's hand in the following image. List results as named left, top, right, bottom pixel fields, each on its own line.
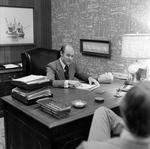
left=88, top=77, right=99, bottom=85
left=68, top=80, right=82, bottom=88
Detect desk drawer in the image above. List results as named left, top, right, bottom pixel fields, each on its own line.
left=2, top=72, right=23, bottom=81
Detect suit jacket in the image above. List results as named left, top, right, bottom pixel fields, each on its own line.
left=46, top=59, right=90, bottom=87
left=77, top=138, right=149, bottom=149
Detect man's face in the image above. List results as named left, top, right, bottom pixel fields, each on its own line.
left=61, top=45, right=74, bottom=65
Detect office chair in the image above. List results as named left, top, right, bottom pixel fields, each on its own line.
left=21, top=47, right=60, bottom=76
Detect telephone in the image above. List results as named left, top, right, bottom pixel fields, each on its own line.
left=98, top=72, right=113, bottom=84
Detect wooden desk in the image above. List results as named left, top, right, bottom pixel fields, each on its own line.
left=2, top=79, right=125, bottom=149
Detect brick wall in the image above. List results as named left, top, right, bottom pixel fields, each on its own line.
left=51, top=0, right=150, bottom=78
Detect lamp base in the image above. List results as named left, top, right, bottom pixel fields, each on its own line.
left=126, top=62, right=143, bottom=85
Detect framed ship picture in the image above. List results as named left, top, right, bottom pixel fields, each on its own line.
left=80, top=39, right=111, bottom=58
left=0, top=6, right=34, bottom=46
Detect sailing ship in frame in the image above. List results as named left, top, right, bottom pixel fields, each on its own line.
left=80, top=39, right=111, bottom=58
left=0, top=6, right=34, bottom=46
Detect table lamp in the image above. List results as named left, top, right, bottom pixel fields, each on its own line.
left=121, top=34, right=150, bottom=84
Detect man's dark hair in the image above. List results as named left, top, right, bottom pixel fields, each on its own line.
left=60, top=45, right=67, bottom=53
left=121, top=82, right=150, bottom=138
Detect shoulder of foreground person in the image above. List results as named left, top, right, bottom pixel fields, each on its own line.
left=76, top=137, right=147, bottom=149
left=76, top=140, right=120, bottom=149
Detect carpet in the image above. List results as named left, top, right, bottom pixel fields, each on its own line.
left=0, top=118, right=5, bottom=149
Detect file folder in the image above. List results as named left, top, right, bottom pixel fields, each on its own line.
left=11, top=86, right=53, bottom=105
left=11, top=75, right=52, bottom=91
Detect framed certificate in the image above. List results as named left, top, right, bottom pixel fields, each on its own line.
left=80, top=39, right=111, bottom=58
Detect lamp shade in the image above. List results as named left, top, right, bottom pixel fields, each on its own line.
left=121, top=34, right=150, bottom=58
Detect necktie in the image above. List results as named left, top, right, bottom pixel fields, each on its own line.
left=64, top=65, right=69, bottom=80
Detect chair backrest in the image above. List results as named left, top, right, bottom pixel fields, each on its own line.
left=21, top=47, right=60, bottom=76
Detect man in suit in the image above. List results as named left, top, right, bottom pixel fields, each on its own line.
left=46, top=44, right=99, bottom=88
left=77, top=81, right=150, bottom=149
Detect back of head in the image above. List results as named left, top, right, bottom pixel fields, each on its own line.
left=121, top=82, right=150, bottom=138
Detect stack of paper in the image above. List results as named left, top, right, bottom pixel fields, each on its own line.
left=11, top=75, right=52, bottom=91
left=76, top=83, right=100, bottom=91
left=12, top=86, right=52, bottom=100
left=12, top=75, right=49, bottom=84
left=11, top=75, right=53, bottom=105
left=3, top=64, right=19, bottom=69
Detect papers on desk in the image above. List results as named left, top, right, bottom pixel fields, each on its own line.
left=3, top=64, right=19, bottom=69
left=1, top=63, right=22, bottom=69
left=12, top=86, right=52, bottom=100
left=11, top=75, right=53, bottom=105
left=11, top=75, right=52, bottom=91
left=11, top=86, right=53, bottom=105
left=76, top=83, right=100, bottom=91
left=12, top=75, right=49, bottom=84
left=121, top=85, right=134, bottom=92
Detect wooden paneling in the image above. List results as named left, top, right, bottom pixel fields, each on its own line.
left=7, top=0, right=34, bottom=7
left=0, top=0, right=52, bottom=64
left=34, top=0, right=42, bottom=47
left=35, top=0, right=52, bottom=48
left=41, top=0, right=52, bottom=48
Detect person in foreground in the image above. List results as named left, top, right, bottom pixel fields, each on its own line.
left=46, top=44, right=99, bottom=88
left=77, top=81, right=150, bottom=149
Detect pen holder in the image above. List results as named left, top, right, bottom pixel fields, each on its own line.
left=136, top=68, right=147, bottom=81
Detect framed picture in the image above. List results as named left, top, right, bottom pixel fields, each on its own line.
left=80, top=39, right=111, bottom=58
left=0, top=6, right=34, bottom=46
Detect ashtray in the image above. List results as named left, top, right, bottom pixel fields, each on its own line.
left=72, top=100, right=87, bottom=109
left=95, top=97, right=104, bottom=103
